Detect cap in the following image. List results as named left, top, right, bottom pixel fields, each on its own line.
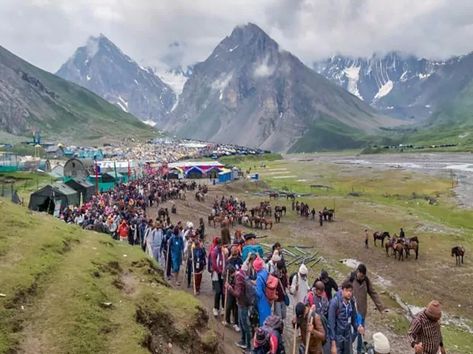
left=425, top=300, right=442, bottom=321
left=372, top=332, right=390, bottom=354
left=253, top=257, right=264, bottom=272
left=244, top=233, right=256, bottom=241
left=299, top=264, right=308, bottom=275
left=321, top=270, right=328, bottom=280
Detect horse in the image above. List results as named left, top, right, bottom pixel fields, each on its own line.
left=322, top=208, right=335, bottom=221
left=404, top=237, right=419, bottom=260
left=373, top=231, right=390, bottom=247
left=385, top=237, right=397, bottom=256
left=261, top=217, right=273, bottom=230
left=269, top=192, right=279, bottom=199
left=393, top=242, right=405, bottom=261
left=195, top=192, right=205, bottom=202
left=274, top=211, right=282, bottom=223
left=286, top=193, right=296, bottom=200
left=452, top=246, right=465, bottom=265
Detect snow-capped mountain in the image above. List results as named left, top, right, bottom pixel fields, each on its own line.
left=56, top=34, right=176, bottom=124
left=314, top=52, right=473, bottom=121
left=165, top=23, right=397, bottom=152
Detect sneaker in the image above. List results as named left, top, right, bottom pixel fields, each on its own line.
left=233, top=324, right=241, bottom=332
left=235, top=341, right=247, bottom=349
left=213, top=308, right=219, bottom=317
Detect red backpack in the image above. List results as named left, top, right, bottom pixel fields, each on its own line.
left=265, top=274, right=279, bottom=303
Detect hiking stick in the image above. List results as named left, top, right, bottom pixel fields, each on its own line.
left=191, top=243, right=197, bottom=295
left=292, top=323, right=298, bottom=354
left=165, top=240, right=170, bottom=281
left=304, top=313, right=314, bottom=354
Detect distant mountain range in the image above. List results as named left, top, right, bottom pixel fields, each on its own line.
left=0, top=45, right=153, bottom=144
left=163, top=23, right=400, bottom=152
left=56, top=34, right=176, bottom=125
left=2, top=23, right=472, bottom=151
left=314, top=52, right=473, bottom=122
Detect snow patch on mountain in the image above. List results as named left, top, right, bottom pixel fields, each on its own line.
left=143, top=120, right=157, bottom=127
left=373, top=80, right=393, bottom=101
left=158, top=70, right=188, bottom=96
left=343, top=66, right=362, bottom=100
left=254, top=56, right=275, bottom=78
left=211, top=72, right=233, bottom=92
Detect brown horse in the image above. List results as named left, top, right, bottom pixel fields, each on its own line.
left=393, top=242, right=405, bottom=261
left=452, top=246, right=465, bottom=265
left=261, top=217, right=273, bottom=230
left=385, top=237, right=396, bottom=256
left=404, top=237, right=419, bottom=260
left=373, top=231, right=390, bottom=247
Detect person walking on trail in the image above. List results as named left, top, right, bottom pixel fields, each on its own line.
left=345, top=264, right=385, bottom=354
left=254, top=256, right=271, bottom=326
left=223, top=264, right=240, bottom=331
left=118, top=219, right=129, bottom=242
left=192, top=239, right=206, bottom=295
left=364, top=229, right=369, bottom=249
left=252, top=315, right=286, bottom=354
left=211, top=238, right=226, bottom=317
left=314, top=270, right=337, bottom=301
left=294, top=302, right=326, bottom=354
left=273, top=260, right=288, bottom=320
left=241, top=233, right=264, bottom=261
left=169, top=227, right=184, bottom=286
left=290, top=264, right=310, bottom=306
left=305, top=281, right=329, bottom=318
left=185, top=233, right=195, bottom=289
left=227, top=266, right=253, bottom=353
left=319, top=211, right=324, bottom=227
left=147, top=221, right=164, bottom=264
left=328, top=281, right=364, bottom=354
left=408, top=300, right=446, bottom=354
left=163, top=227, right=173, bottom=280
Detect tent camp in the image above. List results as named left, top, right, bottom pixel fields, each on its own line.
left=65, top=178, right=95, bottom=203
left=63, top=158, right=95, bottom=179
left=29, top=183, right=79, bottom=214
left=185, top=166, right=204, bottom=179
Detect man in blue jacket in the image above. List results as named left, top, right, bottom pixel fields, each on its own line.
left=241, top=233, right=264, bottom=262
left=328, top=280, right=364, bottom=354
left=253, top=256, right=271, bottom=326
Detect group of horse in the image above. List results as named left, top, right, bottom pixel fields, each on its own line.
left=207, top=198, right=288, bottom=231
left=373, top=232, right=420, bottom=261
left=374, top=232, right=467, bottom=265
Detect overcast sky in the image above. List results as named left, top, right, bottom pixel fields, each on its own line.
left=2, top=0, right=473, bottom=73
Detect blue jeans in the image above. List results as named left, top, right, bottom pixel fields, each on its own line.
left=238, top=306, right=251, bottom=349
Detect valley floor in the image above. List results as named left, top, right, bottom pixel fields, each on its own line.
left=155, top=152, right=473, bottom=354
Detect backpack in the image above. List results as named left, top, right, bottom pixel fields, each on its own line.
left=253, top=316, right=285, bottom=354
left=265, top=274, right=279, bottom=303
left=243, top=273, right=257, bottom=307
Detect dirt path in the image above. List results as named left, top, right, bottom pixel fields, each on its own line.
left=152, top=182, right=457, bottom=354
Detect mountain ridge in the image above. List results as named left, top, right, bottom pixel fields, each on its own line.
left=164, top=23, right=400, bottom=152
left=56, top=34, right=176, bottom=124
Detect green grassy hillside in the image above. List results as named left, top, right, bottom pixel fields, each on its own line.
left=0, top=200, right=217, bottom=354
left=0, top=46, right=154, bottom=144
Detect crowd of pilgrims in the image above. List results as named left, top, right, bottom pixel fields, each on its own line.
left=57, top=176, right=445, bottom=354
